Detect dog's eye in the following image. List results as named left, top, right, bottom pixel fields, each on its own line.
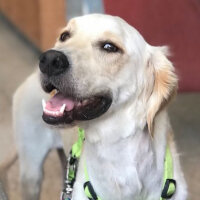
left=60, top=31, right=70, bottom=42
left=102, top=43, right=119, bottom=53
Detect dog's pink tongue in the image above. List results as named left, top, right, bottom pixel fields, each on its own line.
left=45, top=92, right=75, bottom=111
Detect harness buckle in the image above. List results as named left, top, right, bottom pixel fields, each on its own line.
left=60, top=191, right=71, bottom=200
left=161, top=178, right=176, bottom=199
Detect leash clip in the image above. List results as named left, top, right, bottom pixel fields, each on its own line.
left=61, top=151, right=79, bottom=200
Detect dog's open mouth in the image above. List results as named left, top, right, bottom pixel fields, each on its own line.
left=42, top=89, right=112, bottom=125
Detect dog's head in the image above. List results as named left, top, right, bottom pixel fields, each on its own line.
left=39, top=14, right=177, bottom=133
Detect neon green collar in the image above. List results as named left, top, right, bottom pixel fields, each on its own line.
left=69, top=128, right=176, bottom=200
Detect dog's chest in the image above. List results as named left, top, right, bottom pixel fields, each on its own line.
left=84, top=137, right=160, bottom=200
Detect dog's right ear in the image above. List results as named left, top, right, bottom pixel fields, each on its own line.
left=145, top=46, right=178, bottom=136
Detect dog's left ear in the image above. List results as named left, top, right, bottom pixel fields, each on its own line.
left=146, top=46, right=178, bottom=136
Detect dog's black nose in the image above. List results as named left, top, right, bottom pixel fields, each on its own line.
left=39, top=50, right=69, bottom=76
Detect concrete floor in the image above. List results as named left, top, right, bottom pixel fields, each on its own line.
left=0, top=16, right=200, bottom=200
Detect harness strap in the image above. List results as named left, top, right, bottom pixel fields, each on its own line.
left=83, top=162, right=102, bottom=200
left=71, top=128, right=85, bottom=158
left=160, top=147, right=176, bottom=199
left=61, top=128, right=176, bottom=200
left=84, top=181, right=100, bottom=200
left=83, top=146, right=176, bottom=200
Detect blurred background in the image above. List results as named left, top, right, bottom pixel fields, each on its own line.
left=0, top=0, right=199, bottom=200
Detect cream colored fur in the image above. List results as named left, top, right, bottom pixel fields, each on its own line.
left=13, top=14, right=187, bottom=200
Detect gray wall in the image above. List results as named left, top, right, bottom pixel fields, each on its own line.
left=66, top=0, right=104, bottom=19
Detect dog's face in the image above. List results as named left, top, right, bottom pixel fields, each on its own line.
left=40, top=14, right=177, bottom=132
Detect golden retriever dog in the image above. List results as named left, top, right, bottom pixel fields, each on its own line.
left=13, top=14, right=187, bottom=200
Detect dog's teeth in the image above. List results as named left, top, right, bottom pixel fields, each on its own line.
left=42, top=99, right=46, bottom=110
left=43, top=103, right=65, bottom=117
left=60, top=104, right=66, bottom=113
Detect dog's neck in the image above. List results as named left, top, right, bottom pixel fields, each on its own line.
left=83, top=102, right=147, bottom=143
left=80, top=107, right=168, bottom=200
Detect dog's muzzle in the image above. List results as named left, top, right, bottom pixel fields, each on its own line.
left=39, top=50, right=112, bottom=125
